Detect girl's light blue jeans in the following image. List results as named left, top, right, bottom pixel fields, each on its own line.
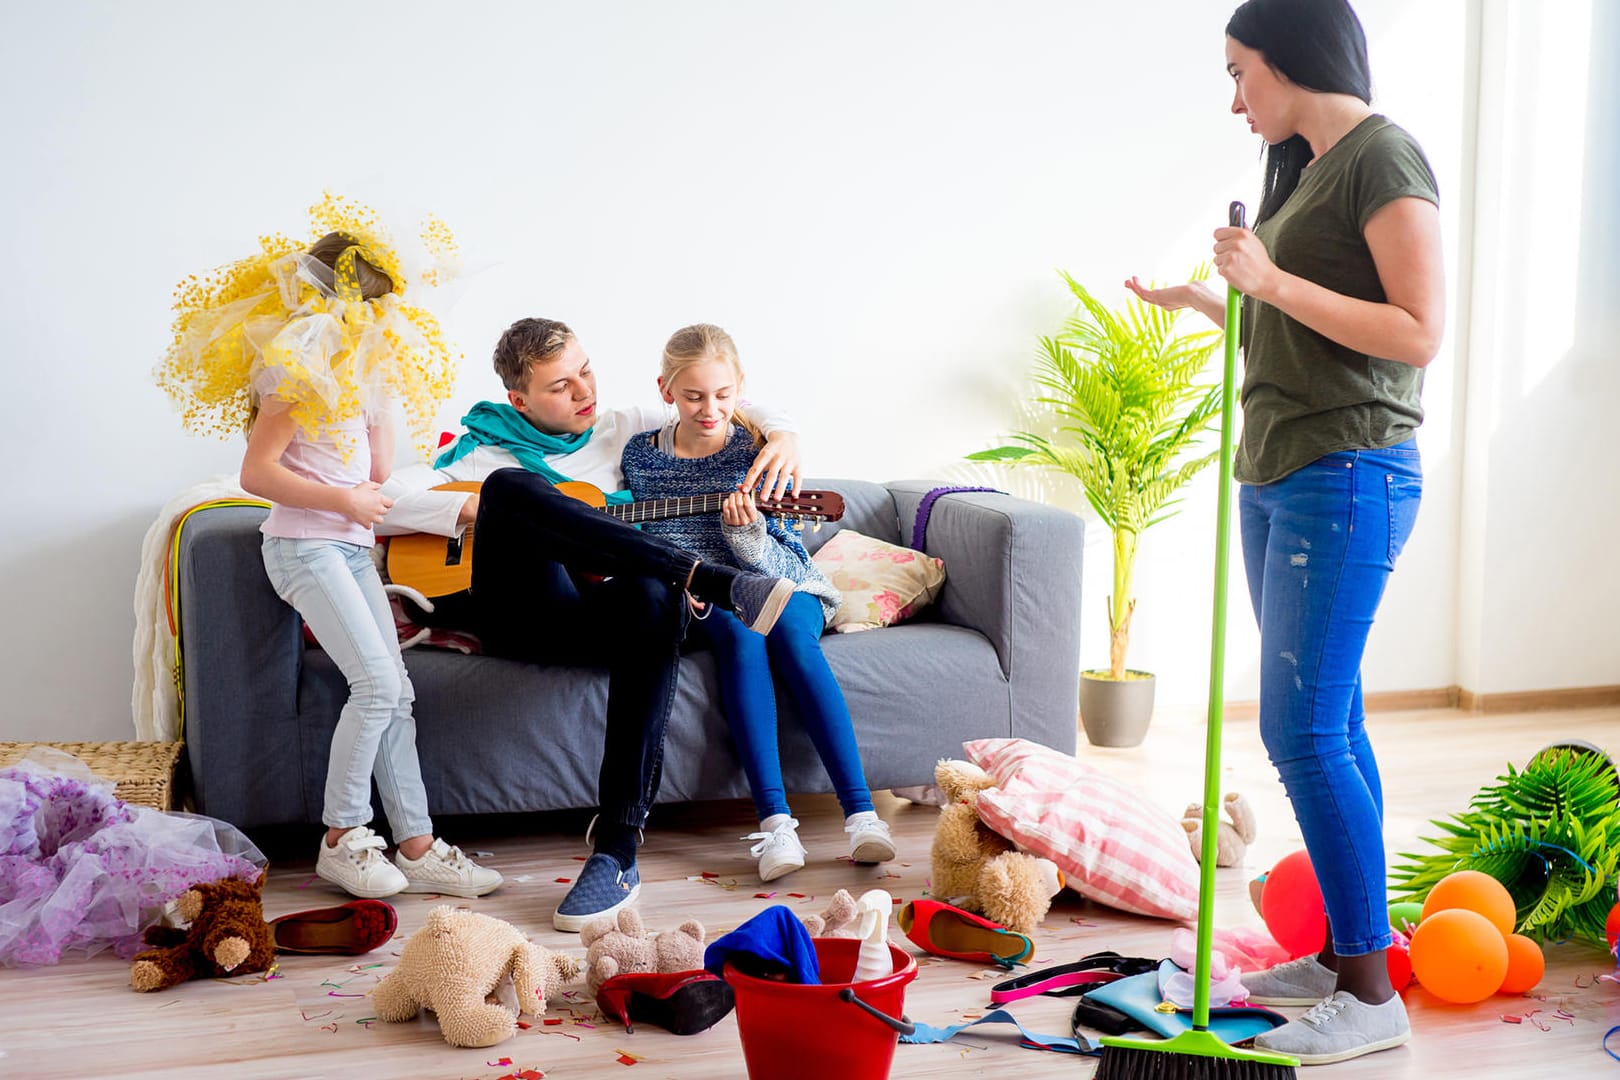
left=694, top=591, right=874, bottom=822
left=1239, top=440, right=1422, bottom=957
left=262, top=536, right=433, bottom=842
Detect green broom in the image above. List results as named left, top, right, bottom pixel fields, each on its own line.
left=1093, top=202, right=1299, bottom=1080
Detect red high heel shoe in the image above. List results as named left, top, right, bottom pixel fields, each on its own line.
left=897, top=900, right=1034, bottom=968
left=269, top=899, right=397, bottom=956
left=595, top=970, right=736, bottom=1035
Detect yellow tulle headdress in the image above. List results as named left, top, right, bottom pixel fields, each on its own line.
left=154, top=193, right=462, bottom=458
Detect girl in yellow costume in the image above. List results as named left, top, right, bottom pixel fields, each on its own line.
left=156, top=196, right=500, bottom=899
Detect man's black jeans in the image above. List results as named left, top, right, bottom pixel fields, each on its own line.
left=469, top=468, right=694, bottom=831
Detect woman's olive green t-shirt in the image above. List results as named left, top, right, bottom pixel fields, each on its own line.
left=1237, top=115, right=1439, bottom=485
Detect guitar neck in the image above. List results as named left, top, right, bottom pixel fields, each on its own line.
left=603, top=493, right=734, bottom=523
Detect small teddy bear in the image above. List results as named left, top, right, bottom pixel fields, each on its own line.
left=580, top=907, right=707, bottom=1000
left=130, top=874, right=275, bottom=992
left=801, top=888, right=859, bottom=938
left=930, top=759, right=1064, bottom=936
left=1182, top=792, right=1257, bottom=867
left=372, top=907, right=582, bottom=1048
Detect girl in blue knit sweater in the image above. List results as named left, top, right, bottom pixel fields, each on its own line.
left=620, top=324, right=895, bottom=881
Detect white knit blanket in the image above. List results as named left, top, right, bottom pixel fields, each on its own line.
left=130, top=475, right=257, bottom=741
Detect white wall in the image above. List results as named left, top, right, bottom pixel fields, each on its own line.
left=1454, top=0, right=1620, bottom=694
left=0, top=1, right=1607, bottom=744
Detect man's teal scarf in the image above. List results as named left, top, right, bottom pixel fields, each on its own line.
left=434, top=402, right=632, bottom=504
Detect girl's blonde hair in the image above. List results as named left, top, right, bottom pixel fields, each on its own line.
left=660, top=323, right=762, bottom=447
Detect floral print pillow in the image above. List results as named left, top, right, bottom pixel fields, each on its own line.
left=810, top=529, right=947, bottom=633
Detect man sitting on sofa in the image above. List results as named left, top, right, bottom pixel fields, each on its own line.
left=379, top=317, right=803, bottom=931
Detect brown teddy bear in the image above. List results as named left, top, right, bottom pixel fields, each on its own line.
left=1181, top=792, right=1257, bottom=867
left=930, top=759, right=1064, bottom=936
left=580, top=907, right=706, bottom=999
left=130, top=874, right=275, bottom=992
left=373, top=907, right=582, bottom=1048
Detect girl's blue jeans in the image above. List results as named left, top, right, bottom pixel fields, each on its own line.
left=262, top=536, right=433, bottom=842
left=1239, top=440, right=1422, bottom=957
left=693, top=591, right=874, bottom=822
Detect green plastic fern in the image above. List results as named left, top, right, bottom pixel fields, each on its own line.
left=1388, top=747, right=1620, bottom=947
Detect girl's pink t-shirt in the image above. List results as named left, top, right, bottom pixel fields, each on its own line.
left=260, top=415, right=376, bottom=546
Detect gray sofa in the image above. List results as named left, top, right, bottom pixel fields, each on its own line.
left=175, top=479, right=1084, bottom=831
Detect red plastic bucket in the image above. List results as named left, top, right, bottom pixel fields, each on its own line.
left=723, top=937, right=918, bottom=1080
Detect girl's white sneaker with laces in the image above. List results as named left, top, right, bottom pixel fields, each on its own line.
left=316, top=826, right=408, bottom=898
left=845, top=811, right=897, bottom=864
left=394, top=839, right=504, bottom=897
left=747, top=815, right=807, bottom=882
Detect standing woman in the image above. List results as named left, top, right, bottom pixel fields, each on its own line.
left=1127, top=0, right=1443, bottom=1066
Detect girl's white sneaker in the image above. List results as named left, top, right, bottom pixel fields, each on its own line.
left=394, top=839, right=503, bottom=897
left=315, top=826, right=408, bottom=898
left=845, top=811, right=897, bottom=864
left=746, top=815, right=806, bottom=882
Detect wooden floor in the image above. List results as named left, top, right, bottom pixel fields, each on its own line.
left=2, top=706, right=1616, bottom=1078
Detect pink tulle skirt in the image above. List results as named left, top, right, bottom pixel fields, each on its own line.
left=0, top=749, right=265, bottom=967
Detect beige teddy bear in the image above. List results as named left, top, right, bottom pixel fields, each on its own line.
left=372, top=907, right=581, bottom=1048
left=801, top=888, right=860, bottom=937
left=931, top=759, right=1064, bottom=936
left=580, top=907, right=707, bottom=999
left=1182, top=792, right=1258, bottom=867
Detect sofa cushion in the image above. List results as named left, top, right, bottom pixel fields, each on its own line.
left=812, top=530, right=947, bottom=633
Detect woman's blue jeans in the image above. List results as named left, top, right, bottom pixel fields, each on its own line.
left=1239, top=441, right=1422, bottom=957
left=693, top=591, right=874, bottom=822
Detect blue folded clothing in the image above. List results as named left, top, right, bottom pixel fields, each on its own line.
left=704, top=905, right=821, bottom=985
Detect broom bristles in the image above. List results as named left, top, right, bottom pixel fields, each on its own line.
left=1095, top=1043, right=1298, bottom=1079
left=1093, top=1031, right=1298, bottom=1079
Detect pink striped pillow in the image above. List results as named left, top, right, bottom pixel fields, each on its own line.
left=964, top=737, right=1199, bottom=922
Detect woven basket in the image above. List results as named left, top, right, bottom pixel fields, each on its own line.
left=0, top=741, right=185, bottom=811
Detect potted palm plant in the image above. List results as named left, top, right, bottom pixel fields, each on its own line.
left=969, top=271, right=1223, bottom=747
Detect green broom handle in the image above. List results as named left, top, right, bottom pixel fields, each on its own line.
left=1194, top=200, right=1247, bottom=1033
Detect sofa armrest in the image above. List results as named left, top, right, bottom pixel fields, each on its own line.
left=886, top=481, right=1084, bottom=746
left=176, top=505, right=307, bottom=826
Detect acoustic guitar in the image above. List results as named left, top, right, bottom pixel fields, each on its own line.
left=385, top=480, right=846, bottom=598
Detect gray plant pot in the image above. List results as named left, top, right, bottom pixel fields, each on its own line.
left=1078, top=671, right=1157, bottom=748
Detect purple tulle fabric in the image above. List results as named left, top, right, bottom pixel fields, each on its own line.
left=0, top=749, right=266, bottom=967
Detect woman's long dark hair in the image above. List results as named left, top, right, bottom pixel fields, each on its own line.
left=1227, top=0, right=1373, bottom=224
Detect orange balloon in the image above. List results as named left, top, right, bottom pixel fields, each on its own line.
left=1421, top=870, right=1517, bottom=937
left=1499, top=933, right=1545, bottom=995
left=1409, top=908, right=1508, bottom=1004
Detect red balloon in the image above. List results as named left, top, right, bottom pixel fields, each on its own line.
left=1386, top=939, right=1412, bottom=990
left=1605, top=902, right=1619, bottom=954
left=1261, top=850, right=1327, bottom=959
